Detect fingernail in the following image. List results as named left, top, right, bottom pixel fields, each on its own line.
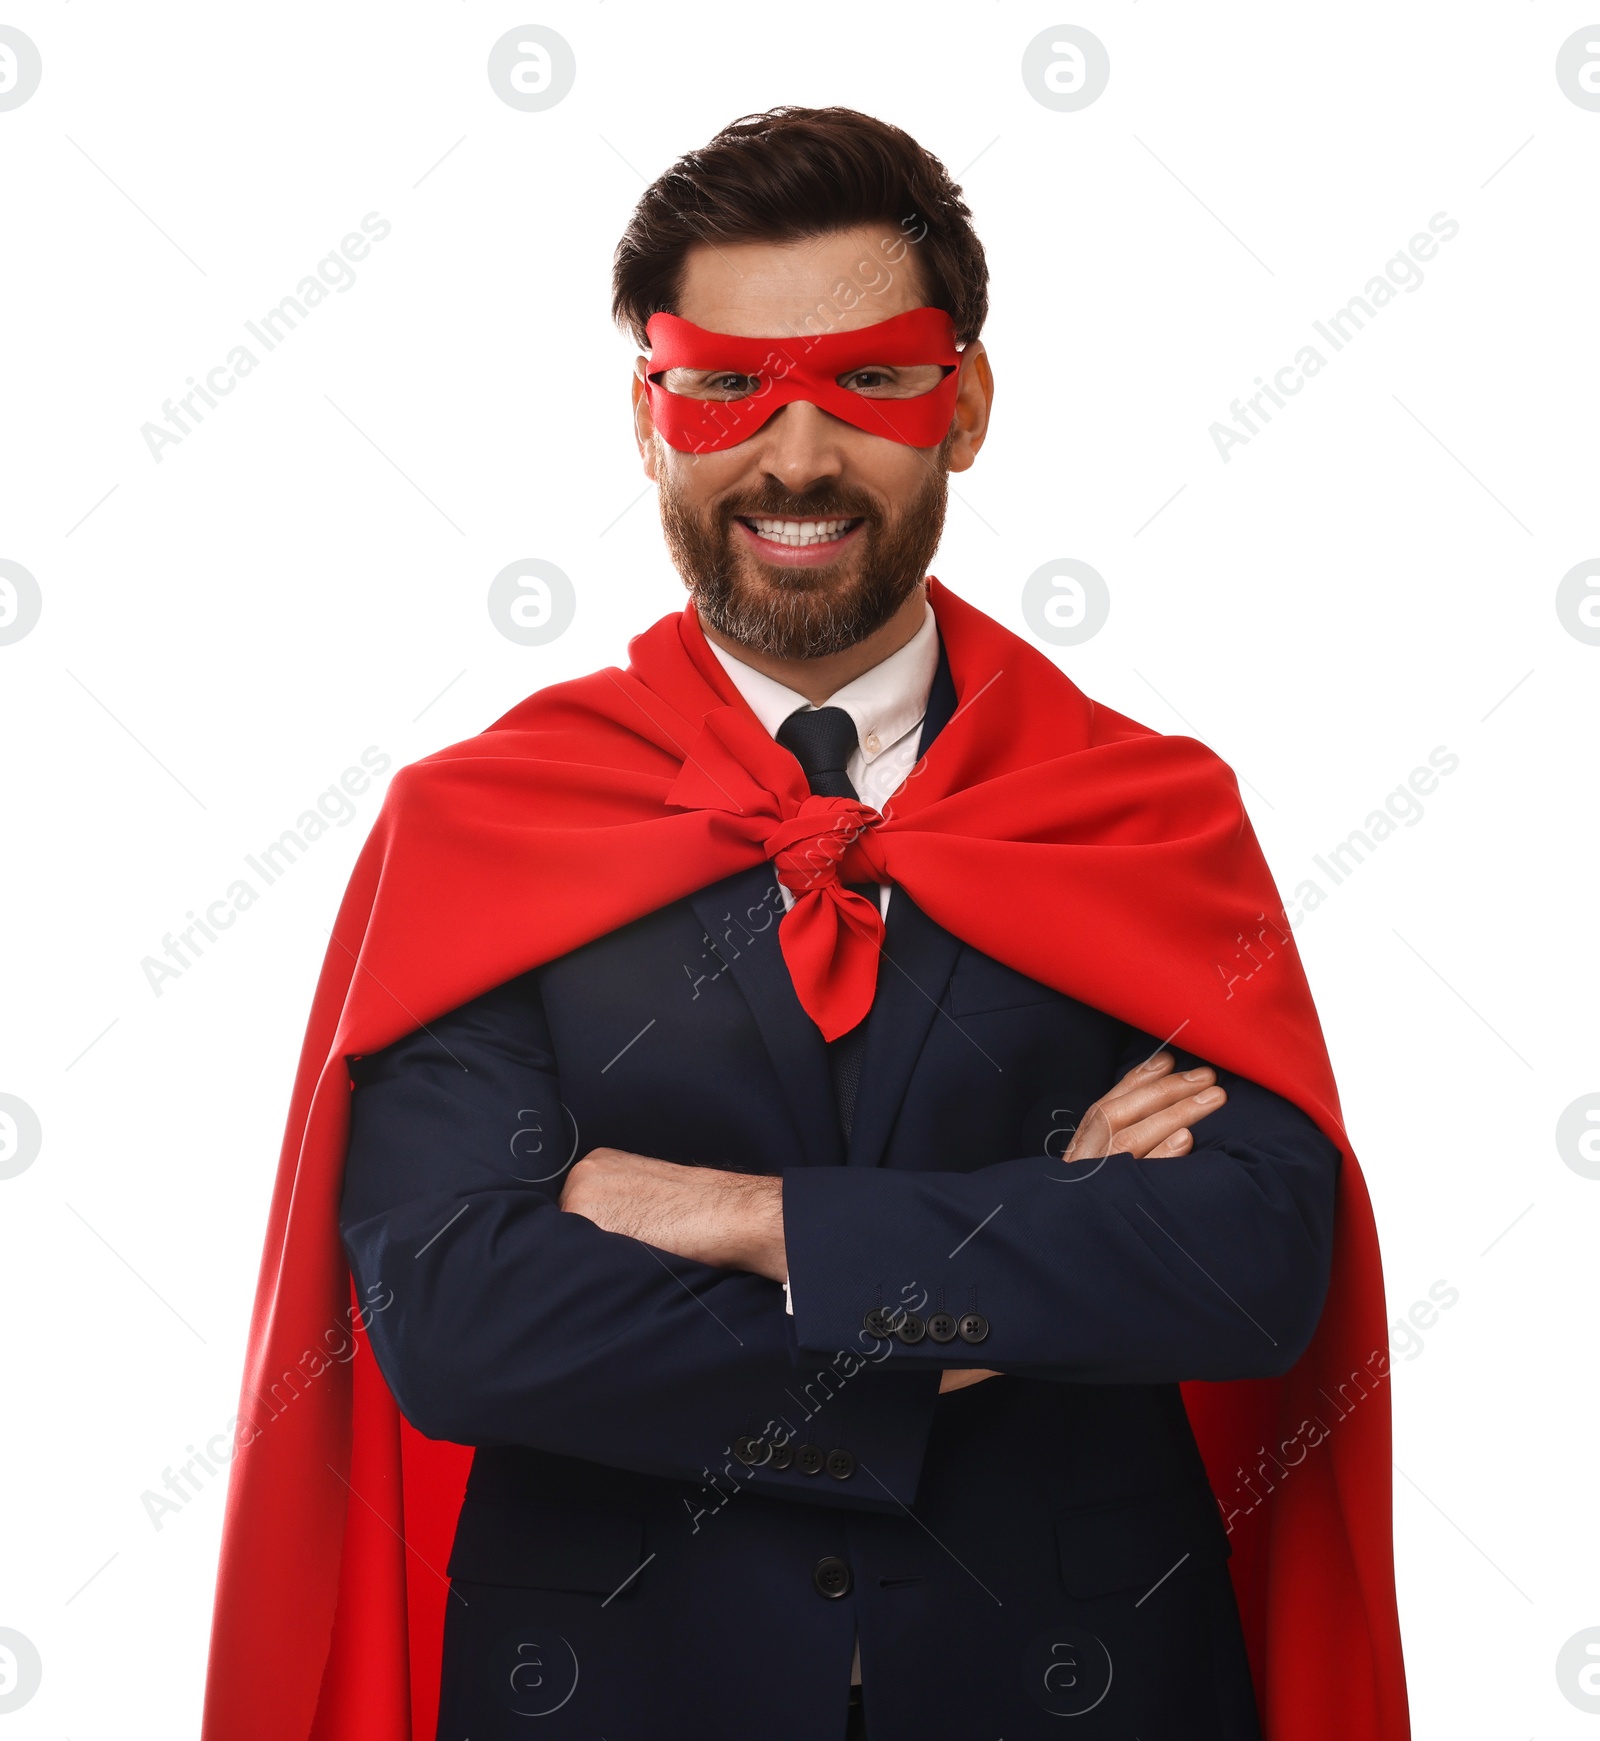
left=1140, top=1054, right=1170, bottom=1072
left=1183, top=1068, right=1212, bottom=1082
left=1196, top=1087, right=1224, bottom=1105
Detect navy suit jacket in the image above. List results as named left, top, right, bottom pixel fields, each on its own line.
left=339, top=653, right=1339, bottom=1741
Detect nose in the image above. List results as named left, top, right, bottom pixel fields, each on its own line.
left=753, top=399, right=849, bottom=495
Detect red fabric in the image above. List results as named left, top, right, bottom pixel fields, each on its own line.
left=202, top=578, right=1409, bottom=1740
left=644, top=306, right=960, bottom=452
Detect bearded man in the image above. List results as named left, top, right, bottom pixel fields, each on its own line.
left=202, top=108, right=1409, bottom=1741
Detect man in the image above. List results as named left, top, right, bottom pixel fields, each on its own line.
left=203, top=110, right=1408, bottom=1741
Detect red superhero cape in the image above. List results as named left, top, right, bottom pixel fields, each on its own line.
left=202, top=578, right=1409, bottom=1740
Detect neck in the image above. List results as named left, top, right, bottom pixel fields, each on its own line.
left=700, top=584, right=928, bottom=706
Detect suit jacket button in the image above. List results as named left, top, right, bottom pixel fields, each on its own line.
left=813, top=1555, right=853, bottom=1599
left=796, top=1443, right=825, bottom=1475
left=895, top=1312, right=926, bottom=1345
left=768, top=1441, right=794, bottom=1471
left=926, top=1311, right=958, bottom=1343
left=733, top=1436, right=768, bottom=1467
left=825, top=1449, right=856, bottom=1481
left=863, top=1307, right=895, bottom=1338
left=957, top=1312, right=990, bottom=1344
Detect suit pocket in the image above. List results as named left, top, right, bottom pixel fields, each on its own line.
left=1054, top=1495, right=1226, bottom=1601
left=448, top=1495, right=644, bottom=1595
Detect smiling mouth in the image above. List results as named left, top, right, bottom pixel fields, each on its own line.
left=735, top=515, right=865, bottom=549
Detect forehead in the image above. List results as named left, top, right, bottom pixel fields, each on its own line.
left=673, top=224, right=927, bottom=338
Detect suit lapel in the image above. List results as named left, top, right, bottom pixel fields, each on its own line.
left=687, top=867, right=844, bottom=1169
left=846, top=895, right=964, bottom=1169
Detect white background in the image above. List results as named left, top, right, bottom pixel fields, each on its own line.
left=2, top=3, right=1597, bottom=1735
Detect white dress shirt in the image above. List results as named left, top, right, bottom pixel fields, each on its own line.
left=706, top=598, right=941, bottom=919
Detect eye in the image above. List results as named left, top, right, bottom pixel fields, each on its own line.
left=656, top=367, right=764, bottom=401
left=658, top=368, right=764, bottom=401
left=837, top=363, right=948, bottom=399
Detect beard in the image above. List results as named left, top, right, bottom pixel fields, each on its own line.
left=657, top=440, right=952, bottom=660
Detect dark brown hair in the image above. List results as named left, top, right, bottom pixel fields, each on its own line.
left=612, top=107, right=988, bottom=347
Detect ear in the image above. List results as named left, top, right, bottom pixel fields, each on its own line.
left=632, top=357, right=659, bottom=480
left=945, top=340, right=994, bottom=474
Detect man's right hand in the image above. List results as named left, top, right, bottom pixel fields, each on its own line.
left=938, top=1052, right=1226, bottom=1396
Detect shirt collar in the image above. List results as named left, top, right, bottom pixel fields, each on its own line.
left=706, top=599, right=939, bottom=765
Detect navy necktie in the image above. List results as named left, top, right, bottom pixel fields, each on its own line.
left=774, top=706, right=860, bottom=799
left=775, top=706, right=873, bottom=1141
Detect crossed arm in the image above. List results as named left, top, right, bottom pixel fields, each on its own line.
left=559, top=1053, right=1230, bottom=1394
left=340, top=968, right=1337, bottom=1503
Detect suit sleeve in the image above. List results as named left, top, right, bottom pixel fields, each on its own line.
left=338, top=969, right=939, bottom=1508
left=781, top=1031, right=1341, bottom=1382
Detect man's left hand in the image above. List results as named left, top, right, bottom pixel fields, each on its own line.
left=560, top=1148, right=788, bottom=1282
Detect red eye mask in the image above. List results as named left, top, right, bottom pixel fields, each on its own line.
left=644, top=306, right=961, bottom=453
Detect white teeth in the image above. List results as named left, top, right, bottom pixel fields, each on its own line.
left=746, top=516, right=856, bottom=547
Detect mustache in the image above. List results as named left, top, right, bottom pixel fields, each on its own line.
left=717, top=483, right=882, bottom=525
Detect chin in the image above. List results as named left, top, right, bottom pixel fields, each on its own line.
left=739, top=550, right=862, bottom=591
